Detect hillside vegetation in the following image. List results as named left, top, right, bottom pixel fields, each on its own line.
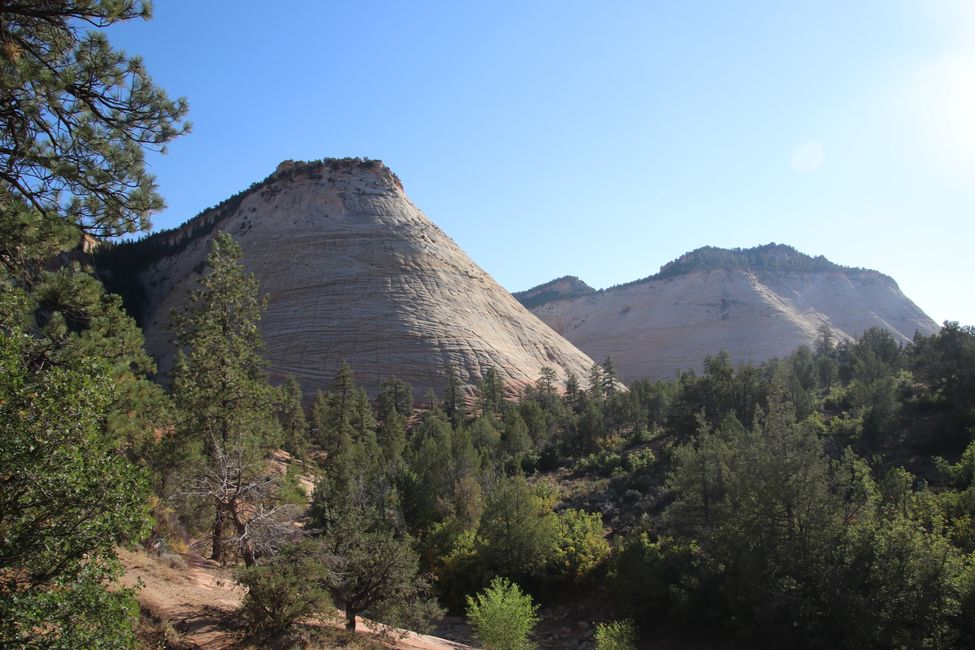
left=3, top=4, right=975, bottom=649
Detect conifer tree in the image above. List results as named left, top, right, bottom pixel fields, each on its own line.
left=444, top=362, right=469, bottom=427
left=170, top=233, right=281, bottom=563
left=536, top=366, right=558, bottom=408
left=564, top=372, right=582, bottom=412
left=602, top=357, right=619, bottom=396
left=309, top=437, right=441, bottom=631
left=312, top=362, right=380, bottom=465
left=310, top=389, right=331, bottom=449
left=379, top=375, right=414, bottom=421
left=276, top=376, right=308, bottom=458
left=588, top=363, right=605, bottom=402
left=477, top=366, right=503, bottom=417
left=377, top=375, right=412, bottom=469
left=0, top=2, right=187, bottom=645
left=502, top=409, right=532, bottom=469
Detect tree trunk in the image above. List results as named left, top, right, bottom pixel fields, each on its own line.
left=345, top=605, right=356, bottom=632
left=230, top=505, right=255, bottom=567
left=210, top=508, right=224, bottom=562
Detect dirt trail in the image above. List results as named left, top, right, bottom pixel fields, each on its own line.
left=119, top=549, right=473, bottom=649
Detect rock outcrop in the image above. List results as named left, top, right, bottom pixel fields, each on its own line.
left=519, top=244, right=939, bottom=382
left=513, top=276, right=596, bottom=309
left=97, top=158, right=596, bottom=397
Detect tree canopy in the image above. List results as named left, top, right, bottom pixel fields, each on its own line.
left=0, top=2, right=188, bottom=646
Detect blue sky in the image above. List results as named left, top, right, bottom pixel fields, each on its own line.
left=108, top=1, right=975, bottom=325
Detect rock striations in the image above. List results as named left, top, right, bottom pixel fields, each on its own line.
left=98, top=158, right=596, bottom=397
left=518, top=244, right=939, bottom=382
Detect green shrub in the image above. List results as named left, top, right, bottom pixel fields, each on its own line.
left=624, top=447, right=656, bottom=473
left=235, top=541, right=331, bottom=640
left=574, top=450, right=624, bottom=477
left=466, top=577, right=539, bottom=650
left=554, top=509, right=610, bottom=583
left=595, top=619, right=638, bottom=650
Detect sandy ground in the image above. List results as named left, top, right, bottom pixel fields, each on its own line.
left=119, top=548, right=473, bottom=650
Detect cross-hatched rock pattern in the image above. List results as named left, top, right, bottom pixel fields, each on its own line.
left=118, top=159, right=596, bottom=397
left=525, top=247, right=939, bottom=382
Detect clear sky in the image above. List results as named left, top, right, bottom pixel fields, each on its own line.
left=108, top=1, right=975, bottom=326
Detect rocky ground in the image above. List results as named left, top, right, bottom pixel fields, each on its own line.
left=119, top=548, right=474, bottom=650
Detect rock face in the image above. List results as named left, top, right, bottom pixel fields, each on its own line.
left=513, top=276, right=596, bottom=309
left=520, top=244, right=939, bottom=382
left=98, top=158, right=595, bottom=397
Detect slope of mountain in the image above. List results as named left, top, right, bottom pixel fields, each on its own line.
left=512, top=276, right=596, bottom=309
left=519, top=244, right=939, bottom=382
left=97, top=158, right=595, bottom=397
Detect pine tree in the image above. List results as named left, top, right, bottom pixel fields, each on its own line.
left=0, top=1, right=188, bottom=240
left=502, top=409, right=532, bottom=469
left=170, top=233, right=281, bottom=564
left=276, top=376, right=308, bottom=458
left=444, top=363, right=468, bottom=427
left=536, top=366, right=558, bottom=409
left=477, top=367, right=503, bottom=417
left=602, top=357, right=619, bottom=397
left=564, top=372, right=582, bottom=412
left=588, top=362, right=605, bottom=402
left=0, top=2, right=187, bottom=645
left=377, top=375, right=411, bottom=469
left=379, top=375, right=414, bottom=422
left=309, top=437, right=441, bottom=631
left=0, top=295, right=152, bottom=648
left=319, top=361, right=358, bottom=456
left=310, top=389, right=331, bottom=449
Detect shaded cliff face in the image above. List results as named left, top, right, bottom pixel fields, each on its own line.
left=100, top=159, right=596, bottom=397
left=522, top=245, right=939, bottom=382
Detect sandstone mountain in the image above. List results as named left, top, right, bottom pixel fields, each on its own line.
left=97, top=158, right=595, bottom=397
left=514, top=276, right=596, bottom=309
left=517, top=244, right=939, bottom=382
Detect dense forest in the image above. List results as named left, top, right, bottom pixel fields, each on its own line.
left=3, top=3, right=975, bottom=650
left=144, top=232, right=975, bottom=648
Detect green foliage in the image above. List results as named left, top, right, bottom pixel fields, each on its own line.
left=624, top=446, right=656, bottom=473
left=608, top=533, right=698, bottom=618
left=443, top=363, right=468, bottom=427
left=654, top=243, right=847, bottom=280
left=645, top=389, right=972, bottom=647
left=594, top=619, right=638, bottom=650
left=168, top=233, right=282, bottom=565
left=276, top=463, right=309, bottom=506
left=476, top=475, right=560, bottom=582
left=477, top=367, right=503, bottom=417
left=170, top=232, right=276, bottom=458
left=235, top=541, right=332, bottom=640
left=403, top=408, right=483, bottom=531
left=313, top=361, right=377, bottom=458
left=466, top=577, right=539, bottom=650
left=502, top=409, right=532, bottom=469
left=0, top=1, right=189, bottom=238
left=911, top=322, right=975, bottom=450
left=0, top=323, right=150, bottom=648
left=276, top=376, right=308, bottom=458
left=428, top=526, right=485, bottom=614
left=553, top=509, right=610, bottom=583
left=0, top=4, right=185, bottom=643
left=573, top=449, right=624, bottom=477
left=378, top=375, right=414, bottom=421
left=310, top=434, right=442, bottom=632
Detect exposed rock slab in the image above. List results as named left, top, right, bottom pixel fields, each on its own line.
left=524, top=246, right=939, bottom=382
left=103, top=159, right=595, bottom=397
